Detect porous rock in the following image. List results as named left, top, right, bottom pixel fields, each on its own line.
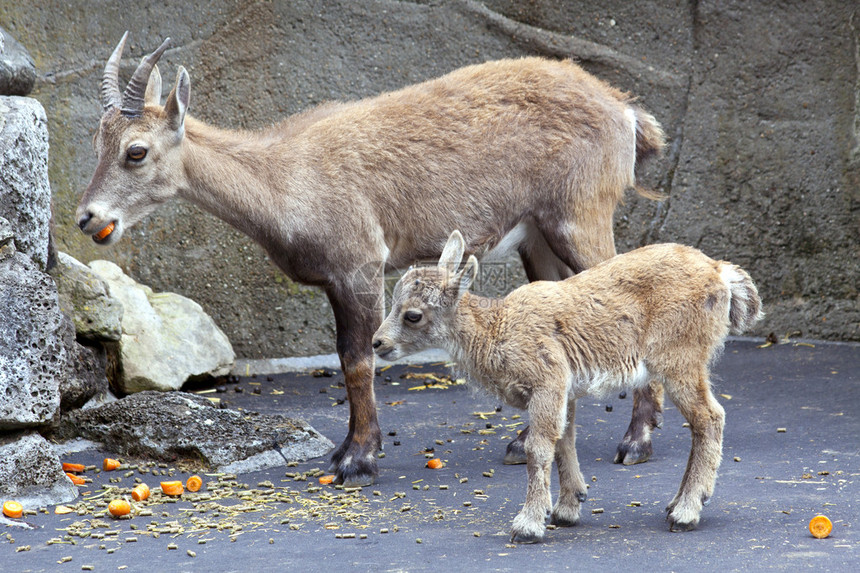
left=88, top=260, right=235, bottom=393
left=54, top=391, right=334, bottom=470
left=0, top=431, right=78, bottom=508
left=0, top=27, right=36, bottom=96
left=0, top=96, right=50, bottom=269
left=0, top=250, right=65, bottom=429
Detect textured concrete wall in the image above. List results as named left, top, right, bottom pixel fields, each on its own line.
left=1, top=0, right=857, bottom=357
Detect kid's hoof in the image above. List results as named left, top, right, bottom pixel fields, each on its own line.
left=550, top=513, right=580, bottom=528
left=667, top=518, right=698, bottom=532
left=510, top=530, right=544, bottom=544
left=329, top=438, right=380, bottom=487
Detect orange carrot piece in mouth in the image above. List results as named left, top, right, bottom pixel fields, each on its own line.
left=94, top=222, right=115, bottom=241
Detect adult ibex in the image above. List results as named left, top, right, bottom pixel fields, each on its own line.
left=77, top=33, right=665, bottom=486
left=373, top=231, right=763, bottom=542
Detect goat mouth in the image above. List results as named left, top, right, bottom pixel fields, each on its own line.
left=92, top=221, right=116, bottom=244
left=375, top=348, right=394, bottom=360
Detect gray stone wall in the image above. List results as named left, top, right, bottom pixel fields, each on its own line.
left=2, top=0, right=857, bottom=358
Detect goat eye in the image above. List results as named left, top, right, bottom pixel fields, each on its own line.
left=127, top=146, right=147, bottom=162
left=403, top=310, right=423, bottom=324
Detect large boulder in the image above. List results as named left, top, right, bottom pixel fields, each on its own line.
left=0, top=96, right=50, bottom=269
left=0, top=432, right=78, bottom=508
left=51, top=251, right=123, bottom=342
left=54, top=391, right=333, bottom=472
left=0, top=27, right=36, bottom=96
left=88, top=260, right=235, bottom=393
left=0, top=247, right=65, bottom=429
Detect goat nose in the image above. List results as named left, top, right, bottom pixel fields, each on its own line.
left=372, top=339, right=383, bottom=349
left=78, top=212, right=93, bottom=231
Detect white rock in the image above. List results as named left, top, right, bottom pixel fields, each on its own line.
left=88, top=260, right=235, bottom=392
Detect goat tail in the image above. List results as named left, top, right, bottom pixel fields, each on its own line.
left=631, top=106, right=666, bottom=200
left=721, top=263, right=765, bottom=334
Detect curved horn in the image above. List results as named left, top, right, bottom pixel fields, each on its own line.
left=101, top=31, right=129, bottom=112
left=121, top=37, right=171, bottom=118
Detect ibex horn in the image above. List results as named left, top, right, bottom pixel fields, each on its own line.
left=101, top=31, right=129, bottom=112
left=121, top=37, right=171, bottom=118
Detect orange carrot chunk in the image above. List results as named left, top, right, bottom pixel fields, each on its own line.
left=426, top=458, right=444, bottom=469
left=94, top=222, right=115, bottom=241
left=131, top=483, right=150, bottom=502
left=160, top=480, right=184, bottom=496
left=108, top=498, right=131, bottom=517
left=66, top=472, right=86, bottom=485
left=809, top=515, right=833, bottom=539
left=186, top=475, right=203, bottom=493
left=62, top=462, right=86, bottom=473
left=3, top=501, right=23, bottom=519
left=103, top=458, right=121, bottom=471
left=318, top=475, right=336, bottom=485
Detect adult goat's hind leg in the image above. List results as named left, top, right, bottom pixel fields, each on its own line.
left=326, top=283, right=383, bottom=487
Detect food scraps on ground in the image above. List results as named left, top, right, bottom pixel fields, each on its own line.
left=107, top=499, right=131, bottom=518
left=131, top=484, right=150, bottom=502
left=161, top=481, right=184, bottom=496
left=103, top=458, right=121, bottom=471
left=809, top=515, right=833, bottom=539
left=426, top=458, right=444, bottom=469
left=62, top=462, right=86, bottom=473
left=3, top=500, right=23, bottom=519
left=318, top=475, right=335, bottom=485
left=186, top=475, right=203, bottom=492
left=66, top=472, right=86, bottom=485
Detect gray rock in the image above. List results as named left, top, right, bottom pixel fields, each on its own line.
left=51, top=251, right=123, bottom=342
left=0, top=251, right=65, bottom=429
left=0, top=431, right=78, bottom=508
left=0, top=27, right=36, bottom=96
left=0, top=96, right=50, bottom=269
left=0, top=215, right=13, bottom=260
left=88, top=260, right=235, bottom=393
left=58, top=316, right=110, bottom=413
left=54, top=391, right=334, bottom=471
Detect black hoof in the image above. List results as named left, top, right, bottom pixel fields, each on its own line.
left=613, top=440, right=653, bottom=465
left=576, top=491, right=587, bottom=503
left=328, top=434, right=380, bottom=487
left=504, top=431, right=528, bottom=465
left=668, top=519, right=698, bottom=533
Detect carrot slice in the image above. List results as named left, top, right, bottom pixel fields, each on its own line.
left=3, top=501, right=23, bottom=519
left=108, top=498, right=131, bottom=517
left=809, top=515, right=833, bottom=539
left=186, top=475, right=203, bottom=492
left=66, top=472, right=86, bottom=485
left=318, top=475, right=336, bottom=485
left=103, top=458, right=121, bottom=471
left=426, top=458, right=444, bottom=469
left=62, top=462, right=86, bottom=473
left=94, top=222, right=115, bottom=241
left=131, top=483, right=150, bottom=502
left=160, top=480, right=184, bottom=496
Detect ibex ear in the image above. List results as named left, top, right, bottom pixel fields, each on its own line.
left=164, top=66, right=190, bottom=135
left=143, top=62, right=162, bottom=106
left=453, top=255, right=479, bottom=298
left=438, top=230, right=466, bottom=272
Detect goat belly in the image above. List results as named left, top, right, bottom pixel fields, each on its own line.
left=570, top=362, right=650, bottom=399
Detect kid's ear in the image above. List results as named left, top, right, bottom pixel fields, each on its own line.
left=454, top=255, right=478, bottom=298
left=164, top=66, right=190, bottom=135
left=438, top=230, right=465, bottom=272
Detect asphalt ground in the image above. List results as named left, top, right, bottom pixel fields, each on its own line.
left=3, top=339, right=858, bottom=572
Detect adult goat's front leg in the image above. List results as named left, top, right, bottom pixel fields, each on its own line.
left=326, top=287, right=383, bottom=487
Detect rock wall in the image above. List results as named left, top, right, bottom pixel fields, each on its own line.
left=2, top=0, right=857, bottom=357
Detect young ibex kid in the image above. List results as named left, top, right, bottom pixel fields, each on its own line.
left=373, top=231, right=763, bottom=543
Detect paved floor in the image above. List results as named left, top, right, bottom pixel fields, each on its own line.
left=3, top=339, right=858, bottom=572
